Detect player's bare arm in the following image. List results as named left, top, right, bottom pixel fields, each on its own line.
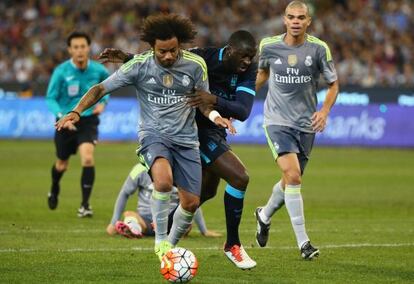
left=311, top=80, right=339, bottom=132
left=256, top=68, right=270, bottom=91
left=55, top=84, right=106, bottom=131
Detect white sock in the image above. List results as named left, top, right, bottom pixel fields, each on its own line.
left=151, top=190, right=171, bottom=244
left=285, top=184, right=309, bottom=248
left=260, top=181, right=285, bottom=223
left=167, top=205, right=194, bottom=246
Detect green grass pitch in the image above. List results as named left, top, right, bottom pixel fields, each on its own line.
left=0, top=140, right=413, bottom=283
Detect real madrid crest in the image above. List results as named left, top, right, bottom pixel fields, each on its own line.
left=182, top=75, right=190, bottom=87
left=162, top=74, right=174, bottom=88
left=305, top=55, right=313, bottom=66
left=288, top=54, right=297, bottom=67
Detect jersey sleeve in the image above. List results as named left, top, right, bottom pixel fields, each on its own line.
left=318, top=44, right=338, bottom=84
left=216, top=64, right=256, bottom=121
left=258, top=40, right=271, bottom=70
left=45, top=67, right=63, bottom=118
left=194, top=60, right=209, bottom=92
left=109, top=164, right=148, bottom=225
left=101, top=58, right=140, bottom=93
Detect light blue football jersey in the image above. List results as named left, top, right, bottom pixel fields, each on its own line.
left=46, top=59, right=110, bottom=117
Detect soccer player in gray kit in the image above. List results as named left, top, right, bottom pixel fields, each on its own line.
left=55, top=14, right=234, bottom=261
left=255, top=1, right=339, bottom=260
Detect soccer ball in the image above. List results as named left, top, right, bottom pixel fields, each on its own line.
left=160, top=247, right=198, bottom=282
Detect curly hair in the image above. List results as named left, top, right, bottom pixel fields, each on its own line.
left=140, top=13, right=197, bottom=46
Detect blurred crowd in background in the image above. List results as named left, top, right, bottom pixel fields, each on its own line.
left=0, top=0, right=413, bottom=91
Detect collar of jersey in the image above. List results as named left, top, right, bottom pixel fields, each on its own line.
left=218, top=46, right=228, bottom=62
left=70, top=58, right=90, bottom=70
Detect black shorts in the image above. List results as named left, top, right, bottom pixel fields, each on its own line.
left=54, top=115, right=99, bottom=160
left=198, top=128, right=231, bottom=167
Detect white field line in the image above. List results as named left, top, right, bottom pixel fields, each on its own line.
left=0, top=243, right=413, bottom=253
left=0, top=228, right=411, bottom=234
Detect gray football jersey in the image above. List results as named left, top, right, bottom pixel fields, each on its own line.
left=259, top=34, right=338, bottom=133
left=102, top=50, right=209, bottom=147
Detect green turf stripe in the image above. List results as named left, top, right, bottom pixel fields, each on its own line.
left=263, top=125, right=278, bottom=160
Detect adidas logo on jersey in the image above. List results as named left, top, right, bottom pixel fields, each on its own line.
left=146, top=77, right=156, bottom=84
left=274, top=58, right=282, bottom=64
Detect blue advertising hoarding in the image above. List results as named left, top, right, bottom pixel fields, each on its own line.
left=0, top=97, right=413, bottom=147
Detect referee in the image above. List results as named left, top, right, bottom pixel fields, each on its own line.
left=46, top=31, right=110, bottom=217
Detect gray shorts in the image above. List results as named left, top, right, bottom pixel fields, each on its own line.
left=264, top=125, right=315, bottom=174
left=139, top=135, right=202, bottom=196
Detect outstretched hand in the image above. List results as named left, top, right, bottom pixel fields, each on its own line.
left=214, top=117, right=236, bottom=135
left=98, top=48, right=128, bottom=64
left=55, top=112, right=80, bottom=131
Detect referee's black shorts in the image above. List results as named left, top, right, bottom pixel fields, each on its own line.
left=54, top=115, right=99, bottom=160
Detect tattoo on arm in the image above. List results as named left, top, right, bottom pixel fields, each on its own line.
left=74, top=84, right=106, bottom=113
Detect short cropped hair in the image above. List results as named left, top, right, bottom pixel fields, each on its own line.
left=228, top=30, right=256, bottom=50
left=67, top=31, right=91, bottom=47
left=285, top=0, right=309, bottom=16
left=140, top=14, right=197, bottom=46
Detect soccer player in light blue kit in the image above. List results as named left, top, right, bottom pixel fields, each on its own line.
left=254, top=1, right=339, bottom=260
left=46, top=31, right=110, bottom=217
left=56, top=14, right=234, bottom=261
left=106, top=163, right=222, bottom=239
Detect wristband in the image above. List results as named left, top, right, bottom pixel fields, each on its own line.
left=208, top=110, right=221, bottom=122
left=68, top=110, right=81, bottom=119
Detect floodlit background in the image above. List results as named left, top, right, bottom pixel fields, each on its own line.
left=0, top=1, right=413, bottom=283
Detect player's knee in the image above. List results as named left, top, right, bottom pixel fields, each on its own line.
left=181, top=199, right=199, bottom=213
left=81, top=157, right=94, bottom=167
left=153, top=180, right=173, bottom=192
left=55, top=161, right=68, bottom=172
left=284, top=170, right=301, bottom=185
left=230, top=170, right=249, bottom=190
